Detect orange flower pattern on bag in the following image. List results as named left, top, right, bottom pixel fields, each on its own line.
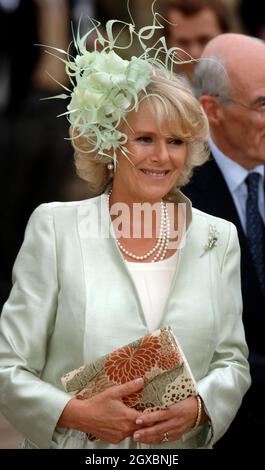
left=61, top=327, right=197, bottom=440
left=104, top=335, right=161, bottom=383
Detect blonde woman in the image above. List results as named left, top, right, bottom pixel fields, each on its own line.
left=0, top=15, right=250, bottom=449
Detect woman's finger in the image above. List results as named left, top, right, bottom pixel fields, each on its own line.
left=110, top=377, right=144, bottom=399
left=133, top=426, right=182, bottom=445
left=135, top=409, right=170, bottom=426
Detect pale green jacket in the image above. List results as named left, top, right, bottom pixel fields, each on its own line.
left=0, top=191, right=250, bottom=449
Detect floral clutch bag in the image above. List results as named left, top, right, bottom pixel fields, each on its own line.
left=61, top=326, right=197, bottom=428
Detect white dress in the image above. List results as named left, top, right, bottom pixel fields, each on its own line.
left=126, top=251, right=179, bottom=332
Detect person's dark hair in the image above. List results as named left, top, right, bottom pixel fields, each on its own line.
left=164, top=0, right=231, bottom=35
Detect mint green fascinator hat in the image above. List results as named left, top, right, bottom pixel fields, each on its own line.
left=43, top=1, right=189, bottom=168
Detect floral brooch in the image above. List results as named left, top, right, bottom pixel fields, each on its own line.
left=200, top=225, right=219, bottom=257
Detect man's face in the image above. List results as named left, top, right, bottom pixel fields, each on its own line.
left=213, top=80, right=265, bottom=169
left=167, top=8, right=223, bottom=79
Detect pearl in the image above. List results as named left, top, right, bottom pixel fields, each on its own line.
left=108, top=190, right=170, bottom=262
left=107, top=163, right=114, bottom=171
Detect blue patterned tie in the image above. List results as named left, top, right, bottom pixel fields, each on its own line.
left=246, top=172, right=265, bottom=296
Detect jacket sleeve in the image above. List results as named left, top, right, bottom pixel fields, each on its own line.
left=197, top=222, right=251, bottom=445
left=0, top=204, right=72, bottom=448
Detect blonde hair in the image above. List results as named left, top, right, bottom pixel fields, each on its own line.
left=73, top=72, right=209, bottom=196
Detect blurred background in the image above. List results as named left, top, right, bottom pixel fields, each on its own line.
left=0, top=0, right=263, bottom=448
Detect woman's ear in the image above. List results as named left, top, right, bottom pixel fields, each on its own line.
left=199, top=96, right=223, bottom=126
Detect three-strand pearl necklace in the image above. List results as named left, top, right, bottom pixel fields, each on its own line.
left=108, top=190, right=171, bottom=262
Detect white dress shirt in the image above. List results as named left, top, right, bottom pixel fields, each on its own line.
left=209, top=138, right=265, bottom=233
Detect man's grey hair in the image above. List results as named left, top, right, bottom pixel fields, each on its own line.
left=193, top=57, right=231, bottom=101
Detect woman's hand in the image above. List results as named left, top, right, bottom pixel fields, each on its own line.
left=57, top=378, right=144, bottom=444
left=132, top=396, right=206, bottom=445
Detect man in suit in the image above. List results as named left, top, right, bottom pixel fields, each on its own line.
left=183, top=33, right=265, bottom=447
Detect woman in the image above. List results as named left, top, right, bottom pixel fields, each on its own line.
left=0, top=17, right=250, bottom=449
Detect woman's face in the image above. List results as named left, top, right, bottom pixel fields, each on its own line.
left=112, top=101, right=188, bottom=203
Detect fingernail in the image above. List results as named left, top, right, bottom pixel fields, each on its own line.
left=135, top=418, right=143, bottom=425
left=134, top=378, right=144, bottom=385
left=133, top=433, right=140, bottom=441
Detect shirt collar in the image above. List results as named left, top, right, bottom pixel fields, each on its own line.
left=209, top=138, right=265, bottom=192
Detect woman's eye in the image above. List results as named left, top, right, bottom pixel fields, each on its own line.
left=170, top=139, right=183, bottom=145
left=136, top=136, right=152, bottom=143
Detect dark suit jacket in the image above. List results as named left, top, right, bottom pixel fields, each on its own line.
left=183, top=155, right=265, bottom=447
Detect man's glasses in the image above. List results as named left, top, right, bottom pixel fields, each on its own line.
left=215, top=95, right=265, bottom=115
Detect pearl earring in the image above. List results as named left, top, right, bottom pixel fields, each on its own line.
left=107, top=163, right=114, bottom=171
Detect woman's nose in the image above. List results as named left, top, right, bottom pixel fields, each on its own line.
left=153, top=139, right=170, bottom=163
